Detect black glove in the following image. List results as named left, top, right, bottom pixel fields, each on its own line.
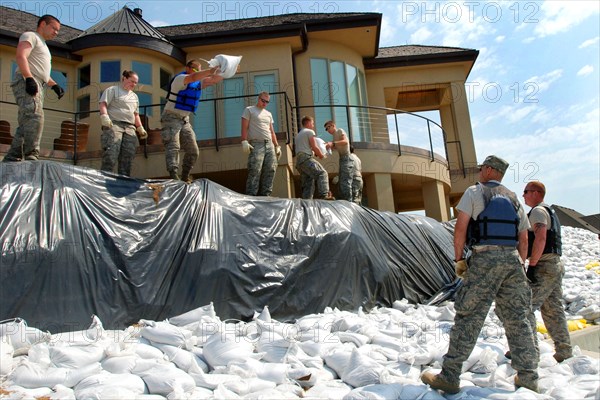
left=526, top=266, right=537, bottom=284
left=51, top=84, right=65, bottom=99
left=25, top=77, right=38, bottom=96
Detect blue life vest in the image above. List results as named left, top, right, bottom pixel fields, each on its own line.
left=527, top=204, right=562, bottom=256
left=167, top=72, right=202, bottom=113
left=467, top=182, right=521, bottom=247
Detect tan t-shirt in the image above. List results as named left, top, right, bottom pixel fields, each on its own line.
left=99, top=85, right=139, bottom=125
left=17, top=31, right=51, bottom=83
left=528, top=203, right=555, bottom=260
left=242, top=106, right=273, bottom=141
left=333, top=128, right=350, bottom=156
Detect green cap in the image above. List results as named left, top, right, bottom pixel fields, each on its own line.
left=481, top=155, right=509, bottom=174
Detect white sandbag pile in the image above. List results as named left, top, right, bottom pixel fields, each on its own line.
left=0, top=226, right=598, bottom=399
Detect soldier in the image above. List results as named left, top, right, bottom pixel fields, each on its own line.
left=162, top=60, right=221, bottom=183
left=522, top=181, right=573, bottom=363
left=325, top=121, right=354, bottom=201
left=3, top=15, right=64, bottom=162
left=421, top=155, right=539, bottom=394
left=241, top=92, right=281, bottom=196
left=294, top=116, right=333, bottom=200
left=98, top=70, right=147, bottom=176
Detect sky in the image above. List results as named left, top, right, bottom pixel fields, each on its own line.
left=3, top=0, right=599, bottom=215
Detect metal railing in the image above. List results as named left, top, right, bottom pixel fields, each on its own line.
left=1, top=96, right=464, bottom=174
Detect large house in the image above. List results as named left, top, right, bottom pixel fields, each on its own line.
left=0, top=6, right=480, bottom=221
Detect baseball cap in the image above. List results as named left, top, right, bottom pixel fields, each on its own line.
left=480, top=155, right=509, bottom=174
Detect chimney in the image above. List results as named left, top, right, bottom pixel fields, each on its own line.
left=133, top=8, right=143, bottom=18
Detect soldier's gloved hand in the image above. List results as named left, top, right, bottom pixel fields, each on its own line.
left=242, top=140, right=253, bottom=154
left=51, top=84, right=65, bottom=99
left=526, top=265, right=537, bottom=283
left=275, top=145, right=282, bottom=160
left=332, top=176, right=339, bottom=185
left=100, top=114, right=113, bottom=128
left=455, top=259, right=468, bottom=278
left=136, top=125, right=148, bottom=140
left=25, top=77, right=38, bottom=96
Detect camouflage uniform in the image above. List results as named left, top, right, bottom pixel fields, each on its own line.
left=100, top=121, right=138, bottom=176
left=246, top=140, right=276, bottom=196
left=528, top=256, right=572, bottom=359
left=338, top=154, right=355, bottom=201
left=161, top=111, right=199, bottom=178
left=440, top=247, right=539, bottom=386
left=296, top=152, right=329, bottom=199
left=4, top=75, right=45, bottom=161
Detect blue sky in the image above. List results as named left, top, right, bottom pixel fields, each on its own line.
left=5, top=0, right=599, bottom=215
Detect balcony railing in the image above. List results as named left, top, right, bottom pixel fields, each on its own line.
left=1, top=95, right=465, bottom=174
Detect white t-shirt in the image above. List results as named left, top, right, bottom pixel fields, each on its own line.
left=296, top=128, right=316, bottom=156
left=242, top=106, right=273, bottom=141
left=99, top=85, right=139, bottom=125
left=17, top=31, right=51, bottom=83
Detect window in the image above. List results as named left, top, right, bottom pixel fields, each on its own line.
left=51, top=70, right=67, bottom=90
left=136, top=92, right=153, bottom=117
left=160, top=68, right=172, bottom=91
left=253, top=74, right=279, bottom=132
left=194, top=85, right=216, bottom=141
left=310, top=59, right=333, bottom=141
left=77, top=95, right=90, bottom=119
left=189, top=71, right=279, bottom=141
left=78, top=65, right=90, bottom=89
left=132, top=61, right=152, bottom=86
left=11, top=61, right=18, bottom=78
left=222, top=77, right=246, bottom=138
left=310, top=58, right=370, bottom=142
left=100, top=61, right=120, bottom=83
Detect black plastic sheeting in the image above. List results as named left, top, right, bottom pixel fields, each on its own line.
left=1, top=161, right=457, bottom=332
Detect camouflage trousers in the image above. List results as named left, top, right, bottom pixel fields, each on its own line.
left=161, top=111, right=199, bottom=176
left=4, top=75, right=45, bottom=161
left=246, top=140, right=277, bottom=196
left=528, top=256, right=573, bottom=359
left=352, top=175, right=363, bottom=205
left=440, top=247, right=538, bottom=386
left=337, top=154, right=355, bottom=201
left=100, top=122, right=138, bottom=176
left=296, top=152, right=329, bottom=199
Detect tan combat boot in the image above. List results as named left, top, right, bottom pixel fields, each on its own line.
left=421, top=371, right=460, bottom=394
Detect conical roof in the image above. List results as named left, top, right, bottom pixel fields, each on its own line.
left=76, top=6, right=169, bottom=42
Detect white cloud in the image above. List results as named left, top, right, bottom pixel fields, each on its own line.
left=379, top=15, right=399, bottom=46
left=524, top=69, right=563, bottom=94
left=534, top=1, right=600, bottom=38
left=577, top=65, right=595, bottom=77
left=410, top=27, right=433, bottom=44
left=149, top=20, right=170, bottom=27
left=495, top=36, right=505, bottom=43
left=474, top=104, right=600, bottom=213
left=579, top=37, right=600, bottom=49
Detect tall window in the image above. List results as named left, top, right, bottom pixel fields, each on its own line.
left=160, top=68, right=172, bottom=91
left=254, top=74, right=279, bottom=132
left=100, top=61, right=120, bottom=83
left=189, top=72, right=279, bottom=141
left=77, top=95, right=90, bottom=119
left=78, top=65, right=90, bottom=89
left=310, top=58, right=370, bottom=142
left=222, top=77, right=246, bottom=138
left=194, top=85, right=216, bottom=141
left=132, top=61, right=152, bottom=86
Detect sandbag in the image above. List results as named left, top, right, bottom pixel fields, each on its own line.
left=207, top=54, right=242, bottom=79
